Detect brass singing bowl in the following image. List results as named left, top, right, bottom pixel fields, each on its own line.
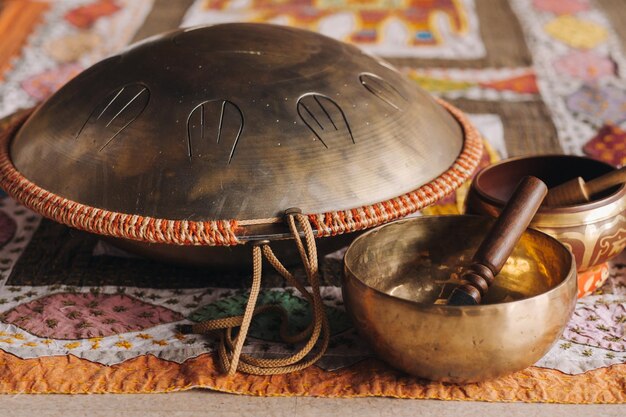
left=343, top=215, right=576, bottom=383
left=466, top=155, right=626, bottom=273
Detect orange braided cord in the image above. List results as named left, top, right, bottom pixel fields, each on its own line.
left=192, top=213, right=329, bottom=376
left=309, top=99, right=483, bottom=237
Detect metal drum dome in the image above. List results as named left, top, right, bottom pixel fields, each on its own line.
left=0, top=23, right=484, bottom=375
left=0, top=23, right=482, bottom=247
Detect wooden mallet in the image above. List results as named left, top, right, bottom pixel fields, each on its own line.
left=447, top=176, right=548, bottom=306
left=544, top=166, right=626, bottom=207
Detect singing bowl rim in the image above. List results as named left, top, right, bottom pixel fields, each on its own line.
left=470, top=154, right=626, bottom=226
left=343, top=215, right=577, bottom=312
left=0, top=99, right=482, bottom=247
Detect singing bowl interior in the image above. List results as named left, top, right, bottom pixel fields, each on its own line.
left=469, top=155, right=623, bottom=209
left=343, top=215, right=577, bottom=383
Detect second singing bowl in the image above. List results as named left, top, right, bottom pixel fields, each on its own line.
left=342, top=215, right=577, bottom=383
left=466, top=155, right=626, bottom=274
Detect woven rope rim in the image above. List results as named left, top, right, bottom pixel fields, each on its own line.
left=0, top=98, right=482, bottom=246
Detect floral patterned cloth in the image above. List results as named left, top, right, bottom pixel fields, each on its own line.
left=0, top=0, right=154, bottom=118
left=510, top=0, right=626, bottom=159
left=182, top=0, right=486, bottom=59
left=0, top=0, right=625, bottom=402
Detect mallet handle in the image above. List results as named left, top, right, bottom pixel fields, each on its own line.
left=448, top=176, right=548, bottom=306
left=586, top=166, right=626, bottom=197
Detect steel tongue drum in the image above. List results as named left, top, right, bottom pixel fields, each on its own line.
left=0, top=23, right=483, bottom=375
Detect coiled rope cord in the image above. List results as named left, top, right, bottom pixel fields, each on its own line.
left=190, top=211, right=330, bottom=376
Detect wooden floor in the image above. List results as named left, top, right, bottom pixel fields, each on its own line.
left=1, top=390, right=625, bottom=417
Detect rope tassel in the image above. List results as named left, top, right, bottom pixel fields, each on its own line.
left=190, top=211, right=330, bottom=376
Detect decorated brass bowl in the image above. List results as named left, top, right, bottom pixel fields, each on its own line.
left=465, top=155, right=626, bottom=294
left=343, top=215, right=576, bottom=383
left=0, top=23, right=482, bottom=267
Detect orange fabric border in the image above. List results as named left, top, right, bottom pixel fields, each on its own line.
left=0, top=1, right=49, bottom=82
left=0, top=349, right=624, bottom=402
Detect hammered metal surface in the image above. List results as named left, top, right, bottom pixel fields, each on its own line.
left=11, top=23, right=463, bottom=221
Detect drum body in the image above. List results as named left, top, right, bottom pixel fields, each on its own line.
left=0, top=23, right=482, bottom=266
